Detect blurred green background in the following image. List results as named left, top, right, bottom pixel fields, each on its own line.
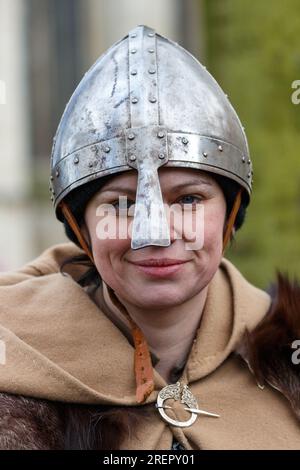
left=204, top=0, right=300, bottom=288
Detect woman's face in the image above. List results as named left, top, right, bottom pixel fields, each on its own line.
left=84, top=167, right=227, bottom=308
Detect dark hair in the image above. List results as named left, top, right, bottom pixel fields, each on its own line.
left=63, top=174, right=114, bottom=246
left=61, top=175, right=115, bottom=289
left=212, top=173, right=249, bottom=232
left=61, top=171, right=249, bottom=287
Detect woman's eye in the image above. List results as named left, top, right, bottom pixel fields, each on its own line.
left=178, top=195, right=203, bottom=207
left=112, top=199, right=135, bottom=212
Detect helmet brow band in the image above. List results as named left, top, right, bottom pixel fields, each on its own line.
left=222, top=188, right=242, bottom=254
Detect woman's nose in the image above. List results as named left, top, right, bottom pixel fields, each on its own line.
left=129, top=201, right=188, bottom=249
left=130, top=200, right=171, bottom=249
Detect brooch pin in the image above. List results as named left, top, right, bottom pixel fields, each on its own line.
left=156, top=381, right=220, bottom=428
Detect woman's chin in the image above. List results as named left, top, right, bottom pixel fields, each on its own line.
left=126, top=287, right=190, bottom=309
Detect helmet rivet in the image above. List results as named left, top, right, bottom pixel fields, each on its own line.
left=149, top=96, right=157, bottom=103
left=157, top=131, right=165, bottom=139
left=247, top=172, right=251, bottom=178
left=158, top=153, right=165, bottom=159
left=50, top=196, right=54, bottom=201
left=182, top=137, right=189, bottom=145
left=52, top=191, right=55, bottom=196
left=56, top=170, right=59, bottom=177
left=202, top=152, right=208, bottom=158
left=104, top=146, right=111, bottom=153
left=131, top=49, right=137, bottom=54
left=148, top=48, right=155, bottom=53
left=131, top=97, right=138, bottom=104
left=131, top=70, right=137, bottom=76
left=88, top=161, right=93, bottom=168
left=242, top=156, right=246, bottom=163
left=247, top=159, right=251, bottom=164
left=148, top=68, right=156, bottom=74
left=129, top=155, right=136, bottom=161
left=74, top=157, right=79, bottom=164
left=50, top=175, right=54, bottom=181
left=148, top=32, right=155, bottom=37
left=218, top=145, right=223, bottom=152
left=225, top=94, right=228, bottom=98
left=128, top=133, right=135, bottom=140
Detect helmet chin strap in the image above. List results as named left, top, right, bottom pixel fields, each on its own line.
left=59, top=189, right=242, bottom=403
left=222, top=188, right=242, bottom=255
left=60, top=201, right=94, bottom=263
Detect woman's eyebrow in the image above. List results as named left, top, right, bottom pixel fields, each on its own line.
left=170, top=179, right=213, bottom=190
left=100, top=178, right=212, bottom=196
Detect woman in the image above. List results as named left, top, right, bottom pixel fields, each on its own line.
left=0, top=25, right=299, bottom=450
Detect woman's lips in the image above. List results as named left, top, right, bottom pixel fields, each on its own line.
left=128, top=259, right=189, bottom=278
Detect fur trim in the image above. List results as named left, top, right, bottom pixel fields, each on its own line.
left=61, top=402, right=153, bottom=450
left=0, top=393, right=64, bottom=449
left=237, top=272, right=300, bottom=420
left=0, top=393, right=154, bottom=450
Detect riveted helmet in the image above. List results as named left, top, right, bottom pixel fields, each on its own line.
left=50, top=25, right=252, bottom=251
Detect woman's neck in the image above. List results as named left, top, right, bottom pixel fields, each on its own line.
left=115, top=286, right=209, bottom=383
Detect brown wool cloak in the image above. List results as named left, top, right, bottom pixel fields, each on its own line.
left=0, top=243, right=299, bottom=450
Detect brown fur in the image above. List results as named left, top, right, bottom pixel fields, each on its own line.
left=237, top=272, right=300, bottom=419
left=0, top=393, right=154, bottom=450
left=0, top=393, right=64, bottom=449
left=61, top=402, right=154, bottom=450
left=0, top=272, right=299, bottom=449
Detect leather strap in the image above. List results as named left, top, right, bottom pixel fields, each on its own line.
left=59, top=201, right=94, bottom=263
left=222, top=188, right=242, bottom=254
left=106, top=286, right=155, bottom=403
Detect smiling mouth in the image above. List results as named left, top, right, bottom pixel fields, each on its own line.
left=129, top=258, right=188, bottom=267
left=127, top=259, right=189, bottom=278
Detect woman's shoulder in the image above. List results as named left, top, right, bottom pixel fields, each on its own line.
left=237, top=271, right=300, bottom=418
left=219, top=257, right=300, bottom=416
left=0, top=243, right=83, bottom=287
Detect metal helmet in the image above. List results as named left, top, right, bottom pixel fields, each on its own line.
left=50, top=25, right=252, bottom=250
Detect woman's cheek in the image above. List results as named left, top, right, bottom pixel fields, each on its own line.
left=93, top=237, right=128, bottom=279
left=203, top=212, right=224, bottom=253
left=92, top=212, right=132, bottom=245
